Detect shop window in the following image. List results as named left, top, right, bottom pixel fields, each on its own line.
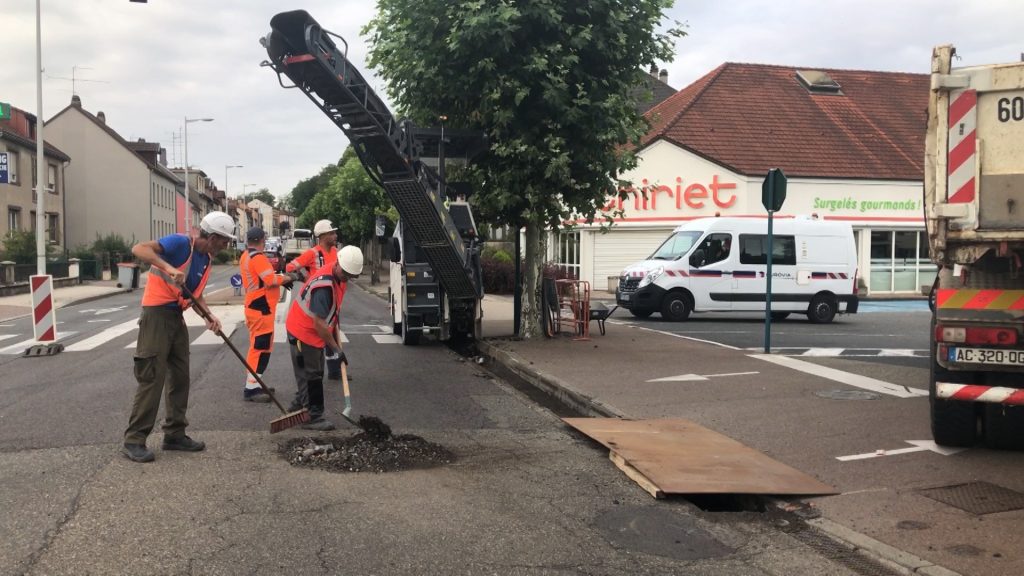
left=555, top=230, right=580, bottom=279
left=869, top=230, right=937, bottom=293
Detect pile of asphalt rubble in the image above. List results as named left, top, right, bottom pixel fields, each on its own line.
left=281, top=416, right=455, bottom=473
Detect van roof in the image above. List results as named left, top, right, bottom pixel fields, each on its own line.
left=672, top=216, right=852, bottom=236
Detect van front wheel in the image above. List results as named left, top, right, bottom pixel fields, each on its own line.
left=807, top=294, right=837, bottom=324
left=661, top=292, right=692, bottom=322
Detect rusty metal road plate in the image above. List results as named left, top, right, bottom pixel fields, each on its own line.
left=564, top=418, right=836, bottom=496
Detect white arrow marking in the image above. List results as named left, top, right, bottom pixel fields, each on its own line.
left=647, top=371, right=759, bottom=383
left=751, top=354, right=928, bottom=398
left=837, top=440, right=967, bottom=461
left=80, top=306, right=125, bottom=316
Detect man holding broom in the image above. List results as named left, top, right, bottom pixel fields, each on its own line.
left=285, top=245, right=363, bottom=431
left=121, top=211, right=236, bottom=463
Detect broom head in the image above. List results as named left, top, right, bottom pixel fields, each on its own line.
left=270, top=408, right=311, bottom=433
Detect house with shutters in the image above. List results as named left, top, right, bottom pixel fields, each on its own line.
left=0, top=105, right=71, bottom=252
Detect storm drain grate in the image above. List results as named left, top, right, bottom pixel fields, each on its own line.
left=918, top=481, right=1024, bottom=515
left=791, top=529, right=904, bottom=576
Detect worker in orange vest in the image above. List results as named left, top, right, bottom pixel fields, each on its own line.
left=122, top=211, right=236, bottom=463
left=239, top=227, right=300, bottom=402
left=285, top=219, right=343, bottom=382
left=284, top=245, right=363, bottom=431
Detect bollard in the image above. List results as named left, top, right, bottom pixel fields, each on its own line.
left=0, top=261, right=14, bottom=285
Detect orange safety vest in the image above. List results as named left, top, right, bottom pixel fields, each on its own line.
left=285, top=262, right=347, bottom=348
left=239, top=248, right=286, bottom=314
left=286, top=245, right=337, bottom=276
left=141, top=236, right=211, bottom=310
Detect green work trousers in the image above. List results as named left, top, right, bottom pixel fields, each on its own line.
left=124, top=306, right=192, bottom=445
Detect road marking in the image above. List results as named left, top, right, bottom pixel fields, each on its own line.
left=801, top=348, right=845, bottom=357
left=87, top=319, right=112, bottom=323
left=78, top=306, right=126, bottom=316
left=372, top=334, right=403, bottom=344
left=837, top=440, right=966, bottom=461
left=65, top=319, right=139, bottom=351
left=750, top=354, right=929, bottom=398
left=748, top=347, right=927, bottom=357
left=0, top=335, right=18, bottom=343
left=632, top=325, right=742, bottom=350
left=0, top=332, right=78, bottom=354
left=647, top=371, right=759, bottom=382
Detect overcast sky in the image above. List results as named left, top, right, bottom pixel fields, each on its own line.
left=2, top=1, right=1021, bottom=205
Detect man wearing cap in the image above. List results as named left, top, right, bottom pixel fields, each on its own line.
left=239, top=227, right=300, bottom=402
left=121, top=211, right=235, bottom=463
left=285, top=245, right=364, bottom=430
left=285, top=219, right=343, bottom=386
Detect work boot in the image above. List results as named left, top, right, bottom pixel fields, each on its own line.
left=300, top=418, right=336, bottom=431
left=121, top=443, right=155, bottom=463
left=161, top=435, right=206, bottom=452
left=243, top=388, right=272, bottom=403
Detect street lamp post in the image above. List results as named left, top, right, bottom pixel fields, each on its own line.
left=184, top=117, right=213, bottom=231
left=225, top=164, right=243, bottom=197
left=34, top=0, right=46, bottom=274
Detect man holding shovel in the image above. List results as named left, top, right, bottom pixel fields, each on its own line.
left=121, top=211, right=236, bottom=463
left=285, top=219, right=343, bottom=383
left=284, top=245, right=363, bottom=431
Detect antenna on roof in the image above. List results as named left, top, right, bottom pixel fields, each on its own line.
left=46, top=65, right=109, bottom=96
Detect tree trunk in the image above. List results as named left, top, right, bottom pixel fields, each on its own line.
left=521, top=219, right=546, bottom=339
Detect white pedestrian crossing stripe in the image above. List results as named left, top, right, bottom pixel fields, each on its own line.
left=0, top=332, right=79, bottom=354
left=747, top=347, right=927, bottom=357
left=65, top=319, right=138, bottom=352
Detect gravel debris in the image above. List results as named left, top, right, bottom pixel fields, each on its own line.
left=281, top=431, right=455, bottom=473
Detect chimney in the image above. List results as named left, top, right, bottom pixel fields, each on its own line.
left=71, top=95, right=82, bottom=107
left=649, top=63, right=658, bottom=77
left=97, top=111, right=106, bottom=124
left=159, top=147, right=168, bottom=167
left=659, top=68, right=668, bottom=83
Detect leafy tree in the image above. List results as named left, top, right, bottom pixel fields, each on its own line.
left=239, top=188, right=276, bottom=208
left=299, top=147, right=395, bottom=246
left=366, top=0, right=683, bottom=336
left=1, top=230, right=58, bottom=264
left=288, top=162, right=342, bottom=217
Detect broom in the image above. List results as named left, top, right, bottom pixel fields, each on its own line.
left=181, top=284, right=310, bottom=433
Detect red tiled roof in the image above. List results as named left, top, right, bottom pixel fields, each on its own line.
left=641, top=63, right=929, bottom=181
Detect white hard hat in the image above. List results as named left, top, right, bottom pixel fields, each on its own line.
left=337, top=245, right=363, bottom=276
left=313, top=219, right=338, bottom=237
left=200, top=211, right=237, bottom=240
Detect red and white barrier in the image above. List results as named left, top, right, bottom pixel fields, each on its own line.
left=30, top=275, right=56, bottom=342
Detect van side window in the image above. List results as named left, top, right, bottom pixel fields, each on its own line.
left=739, top=234, right=796, bottom=265
left=692, top=233, right=732, bottom=267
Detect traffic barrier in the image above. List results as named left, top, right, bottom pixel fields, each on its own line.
left=30, top=275, right=56, bottom=342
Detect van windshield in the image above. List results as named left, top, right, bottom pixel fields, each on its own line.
left=649, top=231, right=702, bottom=260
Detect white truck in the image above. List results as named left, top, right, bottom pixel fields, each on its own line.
left=616, top=216, right=859, bottom=323
left=925, top=45, right=1024, bottom=449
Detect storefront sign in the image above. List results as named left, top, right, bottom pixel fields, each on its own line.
left=603, top=174, right=738, bottom=214
left=812, top=196, right=922, bottom=214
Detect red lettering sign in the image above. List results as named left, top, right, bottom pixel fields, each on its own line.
left=604, top=175, right=738, bottom=214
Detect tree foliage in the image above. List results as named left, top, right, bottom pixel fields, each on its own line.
left=287, top=162, right=342, bottom=218
left=365, top=0, right=683, bottom=335
left=299, top=147, right=395, bottom=246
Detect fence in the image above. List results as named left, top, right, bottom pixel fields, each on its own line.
left=13, top=261, right=70, bottom=283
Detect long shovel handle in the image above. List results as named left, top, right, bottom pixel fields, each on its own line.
left=180, top=284, right=289, bottom=414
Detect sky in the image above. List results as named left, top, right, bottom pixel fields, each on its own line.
left=2, top=1, right=1022, bottom=205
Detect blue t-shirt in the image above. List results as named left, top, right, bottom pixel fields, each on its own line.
left=158, top=234, right=210, bottom=309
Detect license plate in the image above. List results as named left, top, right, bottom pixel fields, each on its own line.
left=620, top=293, right=631, bottom=301
left=948, top=346, right=1024, bottom=366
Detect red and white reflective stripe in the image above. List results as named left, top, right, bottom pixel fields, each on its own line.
left=30, top=275, right=56, bottom=342
left=936, top=382, right=1024, bottom=405
left=947, top=89, right=977, bottom=204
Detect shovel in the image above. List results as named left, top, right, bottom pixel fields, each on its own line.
left=340, top=361, right=359, bottom=427
left=181, top=284, right=309, bottom=433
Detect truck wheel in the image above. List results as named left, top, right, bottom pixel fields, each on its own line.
left=807, top=294, right=837, bottom=324
left=629, top=309, right=653, bottom=319
left=660, top=292, right=692, bottom=322
left=984, top=404, right=1024, bottom=450
left=929, top=323, right=979, bottom=447
left=402, top=315, right=420, bottom=346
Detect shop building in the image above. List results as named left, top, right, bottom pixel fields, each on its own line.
left=557, top=63, right=932, bottom=296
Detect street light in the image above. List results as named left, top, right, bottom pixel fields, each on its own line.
left=183, top=117, right=213, bottom=231
left=225, top=164, right=243, bottom=197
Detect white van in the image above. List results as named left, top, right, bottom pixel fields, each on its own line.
left=616, top=216, right=859, bottom=323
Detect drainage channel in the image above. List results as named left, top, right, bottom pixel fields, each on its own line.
left=457, top=341, right=918, bottom=576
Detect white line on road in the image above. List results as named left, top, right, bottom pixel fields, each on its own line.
left=801, top=348, right=846, bottom=357
left=0, top=335, right=18, bottom=343
left=65, top=319, right=139, bottom=351
left=646, top=371, right=759, bottom=382
left=750, top=354, right=929, bottom=398
left=372, top=334, right=403, bottom=344
left=632, top=325, right=742, bottom=350
left=837, top=440, right=966, bottom=461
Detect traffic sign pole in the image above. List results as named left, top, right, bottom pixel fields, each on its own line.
left=761, top=168, right=787, bottom=354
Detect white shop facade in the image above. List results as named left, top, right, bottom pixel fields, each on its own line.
left=550, top=140, right=933, bottom=296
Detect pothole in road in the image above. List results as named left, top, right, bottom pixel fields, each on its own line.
left=280, top=421, right=456, bottom=473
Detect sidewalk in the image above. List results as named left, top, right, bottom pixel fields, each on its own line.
left=0, top=279, right=129, bottom=323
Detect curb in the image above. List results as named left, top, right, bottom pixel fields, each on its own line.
left=807, top=517, right=962, bottom=576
